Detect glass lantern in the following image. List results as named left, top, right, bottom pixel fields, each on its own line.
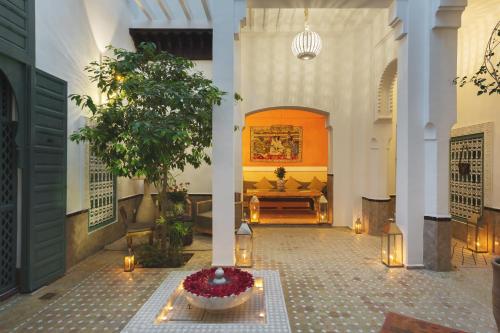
left=124, top=249, right=135, bottom=272
left=249, top=195, right=260, bottom=223
left=318, top=195, right=328, bottom=223
left=236, top=220, right=253, bottom=267
left=354, top=218, right=363, bottom=234
left=381, top=218, right=404, bottom=267
left=467, top=213, right=488, bottom=253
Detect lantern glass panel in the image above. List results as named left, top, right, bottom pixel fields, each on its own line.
left=467, top=223, right=488, bottom=253
left=381, top=221, right=404, bottom=267
left=124, top=254, right=135, bottom=272
left=318, top=195, right=328, bottom=223
left=354, top=219, right=363, bottom=234
left=236, top=234, right=253, bottom=267
left=250, top=196, right=260, bottom=223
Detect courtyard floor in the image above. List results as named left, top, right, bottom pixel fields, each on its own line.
left=0, top=226, right=496, bottom=333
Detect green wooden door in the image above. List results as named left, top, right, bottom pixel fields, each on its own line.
left=25, top=68, right=67, bottom=291
left=0, top=71, right=17, bottom=296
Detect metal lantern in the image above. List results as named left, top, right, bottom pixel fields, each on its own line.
left=381, top=218, right=404, bottom=267
left=318, top=195, right=328, bottom=223
left=124, top=249, right=135, bottom=272
left=249, top=195, right=260, bottom=223
left=236, top=221, right=253, bottom=267
left=467, top=213, right=488, bottom=253
left=291, top=8, right=322, bottom=60
left=354, top=218, right=363, bottom=234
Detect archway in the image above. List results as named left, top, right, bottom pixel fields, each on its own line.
left=241, top=107, right=333, bottom=225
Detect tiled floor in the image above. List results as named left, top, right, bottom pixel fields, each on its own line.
left=0, top=227, right=496, bottom=333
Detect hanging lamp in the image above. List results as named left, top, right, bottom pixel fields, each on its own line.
left=291, top=8, right=322, bottom=60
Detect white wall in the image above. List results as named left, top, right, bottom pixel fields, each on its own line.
left=238, top=10, right=393, bottom=226
left=456, top=3, right=500, bottom=209
left=36, top=0, right=139, bottom=213
left=174, top=61, right=214, bottom=194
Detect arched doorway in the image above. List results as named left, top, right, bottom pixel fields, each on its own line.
left=241, top=107, right=333, bottom=224
left=0, top=71, right=18, bottom=297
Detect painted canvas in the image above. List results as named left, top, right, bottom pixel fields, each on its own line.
left=250, top=125, right=303, bottom=162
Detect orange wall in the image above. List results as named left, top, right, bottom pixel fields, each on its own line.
left=242, top=109, right=328, bottom=166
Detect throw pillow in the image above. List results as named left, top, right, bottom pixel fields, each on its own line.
left=308, top=177, right=325, bottom=192
left=254, top=177, right=274, bottom=190
left=285, top=176, right=302, bottom=190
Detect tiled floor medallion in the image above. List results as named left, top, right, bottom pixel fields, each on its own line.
left=121, top=270, right=291, bottom=333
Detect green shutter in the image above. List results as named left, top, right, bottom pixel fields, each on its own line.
left=0, top=0, right=35, bottom=64
left=25, top=68, right=67, bottom=291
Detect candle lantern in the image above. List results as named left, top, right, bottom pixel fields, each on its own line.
left=467, top=213, right=488, bottom=253
left=124, top=249, right=135, bottom=272
left=354, top=218, right=363, bottom=234
left=381, top=218, right=404, bottom=267
left=318, top=195, right=328, bottom=223
left=235, top=220, right=253, bottom=267
left=249, top=195, right=260, bottom=223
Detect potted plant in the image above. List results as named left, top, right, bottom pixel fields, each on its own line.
left=274, top=166, right=286, bottom=191
left=70, top=42, right=229, bottom=266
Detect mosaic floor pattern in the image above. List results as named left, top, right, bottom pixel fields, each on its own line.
left=0, top=227, right=496, bottom=333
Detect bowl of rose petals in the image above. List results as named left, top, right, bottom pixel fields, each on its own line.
left=183, top=267, right=254, bottom=310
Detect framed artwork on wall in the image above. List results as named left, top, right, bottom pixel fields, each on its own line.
left=250, top=125, right=303, bottom=162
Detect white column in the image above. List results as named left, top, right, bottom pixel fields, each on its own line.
left=391, top=0, right=466, bottom=268
left=424, top=1, right=466, bottom=218
left=234, top=37, right=243, bottom=198
left=212, top=0, right=246, bottom=267
left=391, top=0, right=427, bottom=267
left=212, top=0, right=237, bottom=267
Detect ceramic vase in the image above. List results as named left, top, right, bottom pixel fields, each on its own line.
left=493, top=257, right=500, bottom=330
left=136, top=180, right=158, bottom=223
left=277, top=179, right=285, bottom=192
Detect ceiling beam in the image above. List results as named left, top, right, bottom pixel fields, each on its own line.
left=156, top=0, right=172, bottom=20
left=247, top=0, right=392, bottom=9
left=262, top=8, right=266, bottom=30
left=275, top=8, right=281, bottom=31
left=178, top=0, right=192, bottom=20
left=201, top=0, right=212, bottom=21
left=133, top=0, right=153, bottom=20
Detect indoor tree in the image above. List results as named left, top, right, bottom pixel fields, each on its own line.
left=70, top=43, right=228, bottom=260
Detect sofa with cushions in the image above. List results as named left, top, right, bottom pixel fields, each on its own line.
left=243, top=176, right=327, bottom=211
left=243, top=176, right=326, bottom=195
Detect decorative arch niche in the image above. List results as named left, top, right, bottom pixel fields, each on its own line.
left=377, top=59, right=398, bottom=121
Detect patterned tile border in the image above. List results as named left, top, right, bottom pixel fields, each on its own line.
left=121, top=270, right=291, bottom=333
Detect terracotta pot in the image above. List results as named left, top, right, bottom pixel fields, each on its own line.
left=493, top=257, right=500, bottom=330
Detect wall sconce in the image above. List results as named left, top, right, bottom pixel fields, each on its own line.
left=381, top=218, right=404, bottom=268
left=354, top=218, right=363, bottom=234
left=236, top=220, right=253, bottom=267
left=318, top=195, right=328, bottom=223
left=249, top=195, right=260, bottom=223
left=124, top=249, right=135, bottom=272
left=467, top=213, right=489, bottom=253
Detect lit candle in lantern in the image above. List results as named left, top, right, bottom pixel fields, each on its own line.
left=124, top=249, right=135, bottom=272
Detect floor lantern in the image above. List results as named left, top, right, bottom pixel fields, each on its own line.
left=354, top=218, right=363, bottom=234
left=381, top=218, right=404, bottom=268
left=124, top=248, right=135, bottom=272
left=318, top=195, right=328, bottom=223
left=249, top=195, right=260, bottom=223
left=236, top=220, right=253, bottom=267
left=467, top=213, right=488, bottom=253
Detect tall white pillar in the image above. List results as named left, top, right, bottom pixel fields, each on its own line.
left=391, top=0, right=428, bottom=267
left=212, top=0, right=237, bottom=267
left=390, top=0, right=466, bottom=269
